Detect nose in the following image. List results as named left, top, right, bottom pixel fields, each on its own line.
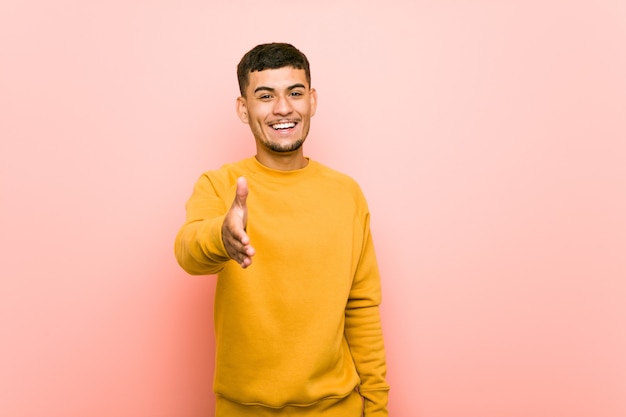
left=273, top=95, right=293, bottom=115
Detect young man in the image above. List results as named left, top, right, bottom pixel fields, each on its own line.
left=175, top=43, right=389, bottom=417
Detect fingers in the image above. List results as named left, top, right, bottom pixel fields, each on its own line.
left=222, top=225, right=255, bottom=265
left=238, top=245, right=256, bottom=268
left=231, top=240, right=255, bottom=269
left=222, top=226, right=255, bottom=268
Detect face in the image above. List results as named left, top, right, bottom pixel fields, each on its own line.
left=237, top=67, right=317, bottom=162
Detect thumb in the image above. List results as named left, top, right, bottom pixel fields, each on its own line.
left=235, top=176, right=248, bottom=208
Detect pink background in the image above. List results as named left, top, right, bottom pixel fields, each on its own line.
left=1, top=1, right=625, bottom=416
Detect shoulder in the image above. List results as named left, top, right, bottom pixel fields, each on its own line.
left=199, top=158, right=252, bottom=182
left=310, top=160, right=360, bottom=187
left=311, top=161, right=361, bottom=191
left=192, top=158, right=253, bottom=196
left=308, top=160, right=368, bottom=204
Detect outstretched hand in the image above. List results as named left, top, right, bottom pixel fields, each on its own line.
left=222, top=177, right=255, bottom=268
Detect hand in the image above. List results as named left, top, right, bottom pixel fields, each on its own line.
left=222, top=177, right=255, bottom=268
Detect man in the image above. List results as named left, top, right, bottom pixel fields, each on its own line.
left=175, top=43, right=389, bottom=417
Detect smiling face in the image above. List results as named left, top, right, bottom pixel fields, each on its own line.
left=236, top=66, right=317, bottom=170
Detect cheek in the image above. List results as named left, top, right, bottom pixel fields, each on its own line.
left=249, top=108, right=269, bottom=123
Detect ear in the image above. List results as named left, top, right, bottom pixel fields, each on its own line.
left=236, top=96, right=249, bottom=124
left=309, top=88, right=318, bottom=118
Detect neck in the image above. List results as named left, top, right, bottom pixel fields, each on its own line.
left=255, top=150, right=308, bottom=171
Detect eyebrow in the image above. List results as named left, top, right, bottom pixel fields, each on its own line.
left=253, top=83, right=307, bottom=94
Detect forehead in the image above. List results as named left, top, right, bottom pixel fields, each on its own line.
left=246, top=67, right=309, bottom=92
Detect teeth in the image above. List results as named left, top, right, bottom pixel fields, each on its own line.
left=272, top=122, right=296, bottom=130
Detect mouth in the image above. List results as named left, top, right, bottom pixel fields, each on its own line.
left=270, top=121, right=297, bottom=131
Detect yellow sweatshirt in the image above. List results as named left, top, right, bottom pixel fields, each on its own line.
left=175, top=157, right=389, bottom=416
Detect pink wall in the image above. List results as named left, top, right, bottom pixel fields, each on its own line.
left=1, top=1, right=625, bottom=416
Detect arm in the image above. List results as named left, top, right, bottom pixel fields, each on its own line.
left=175, top=175, right=254, bottom=275
left=345, top=212, right=390, bottom=417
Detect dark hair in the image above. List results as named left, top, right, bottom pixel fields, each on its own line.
left=237, top=43, right=311, bottom=96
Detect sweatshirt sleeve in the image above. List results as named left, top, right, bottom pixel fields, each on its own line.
left=345, top=209, right=390, bottom=417
left=174, top=173, right=231, bottom=275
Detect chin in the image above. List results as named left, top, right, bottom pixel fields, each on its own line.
left=267, top=138, right=305, bottom=153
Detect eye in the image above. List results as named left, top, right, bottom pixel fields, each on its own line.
left=289, top=91, right=303, bottom=97
left=259, top=94, right=273, bottom=100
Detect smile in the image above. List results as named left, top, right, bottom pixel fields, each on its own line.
left=271, top=122, right=296, bottom=130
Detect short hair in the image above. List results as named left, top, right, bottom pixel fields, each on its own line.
left=237, top=43, right=311, bottom=96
